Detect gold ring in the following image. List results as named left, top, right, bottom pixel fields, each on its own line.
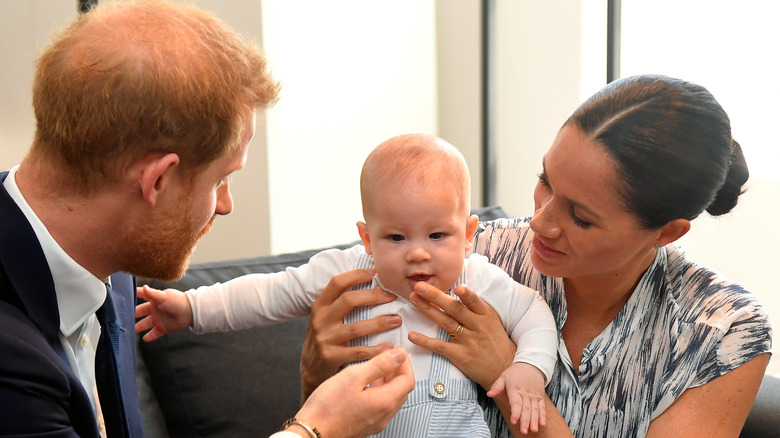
left=449, top=323, right=464, bottom=338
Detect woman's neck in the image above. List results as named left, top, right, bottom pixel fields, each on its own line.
left=561, top=248, right=658, bottom=357
left=564, top=248, right=657, bottom=315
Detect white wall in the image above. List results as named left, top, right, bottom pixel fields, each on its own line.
left=436, top=0, right=483, bottom=206
left=260, top=0, right=440, bottom=255
left=0, top=2, right=75, bottom=169
left=493, top=1, right=585, bottom=217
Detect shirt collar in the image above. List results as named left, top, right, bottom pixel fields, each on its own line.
left=3, top=166, right=106, bottom=336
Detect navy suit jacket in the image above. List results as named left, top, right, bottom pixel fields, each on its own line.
left=0, top=171, right=143, bottom=437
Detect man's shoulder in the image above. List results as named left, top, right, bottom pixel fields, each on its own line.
left=0, top=299, right=64, bottom=372
left=0, top=298, right=44, bottom=344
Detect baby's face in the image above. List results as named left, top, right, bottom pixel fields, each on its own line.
left=359, top=183, right=475, bottom=299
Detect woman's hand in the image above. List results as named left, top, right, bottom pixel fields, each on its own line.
left=300, top=269, right=403, bottom=401
left=407, top=282, right=516, bottom=389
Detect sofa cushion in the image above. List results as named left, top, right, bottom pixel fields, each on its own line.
left=137, top=206, right=512, bottom=437
left=740, top=374, right=780, bottom=438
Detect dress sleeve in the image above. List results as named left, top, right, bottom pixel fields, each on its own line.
left=665, top=247, right=773, bottom=387
left=692, top=293, right=773, bottom=386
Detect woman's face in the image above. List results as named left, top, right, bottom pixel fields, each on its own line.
left=529, top=124, right=659, bottom=282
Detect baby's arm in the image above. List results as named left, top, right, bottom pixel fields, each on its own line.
left=468, top=257, right=559, bottom=433
left=135, top=285, right=194, bottom=342
left=487, top=362, right=547, bottom=433
left=490, top=287, right=557, bottom=434
left=185, top=246, right=362, bottom=333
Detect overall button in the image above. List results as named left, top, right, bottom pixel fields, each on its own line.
left=434, top=382, right=445, bottom=394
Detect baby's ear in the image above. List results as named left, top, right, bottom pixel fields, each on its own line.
left=465, top=214, right=479, bottom=250
left=357, top=221, right=373, bottom=255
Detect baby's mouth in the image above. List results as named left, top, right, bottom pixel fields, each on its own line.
left=409, top=274, right=433, bottom=284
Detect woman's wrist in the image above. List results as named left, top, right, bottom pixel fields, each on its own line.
left=476, top=335, right=516, bottom=390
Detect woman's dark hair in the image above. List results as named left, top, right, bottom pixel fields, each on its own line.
left=566, top=74, right=749, bottom=229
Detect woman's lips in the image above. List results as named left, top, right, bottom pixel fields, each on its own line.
left=532, top=235, right=565, bottom=259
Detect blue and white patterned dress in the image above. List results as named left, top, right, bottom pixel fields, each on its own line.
left=473, top=217, right=773, bottom=438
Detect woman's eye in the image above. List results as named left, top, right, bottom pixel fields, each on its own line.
left=429, top=232, right=443, bottom=240
left=570, top=211, right=592, bottom=229
left=389, top=234, right=404, bottom=242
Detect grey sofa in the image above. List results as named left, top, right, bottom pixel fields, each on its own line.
left=135, top=206, right=778, bottom=437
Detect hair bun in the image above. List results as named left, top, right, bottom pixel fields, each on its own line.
left=706, top=139, right=749, bottom=216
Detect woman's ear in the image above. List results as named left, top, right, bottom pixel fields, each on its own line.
left=465, top=214, right=479, bottom=251
left=656, top=218, right=691, bottom=247
left=357, top=221, right=373, bottom=255
left=138, top=153, right=180, bottom=207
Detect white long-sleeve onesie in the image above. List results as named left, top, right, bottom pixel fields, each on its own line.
left=187, top=244, right=557, bottom=384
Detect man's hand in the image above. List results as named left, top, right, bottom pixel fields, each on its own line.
left=293, top=347, right=415, bottom=438
left=300, top=269, right=402, bottom=401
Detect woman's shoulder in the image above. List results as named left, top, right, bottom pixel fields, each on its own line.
left=477, top=216, right=532, bottom=231
left=474, top=217, right=532, bottom=248
left=663, top=244, right=770, bottom=330
left=661, top=244, right=772, bottom=386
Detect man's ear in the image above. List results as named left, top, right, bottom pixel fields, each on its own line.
left=465, top=214, right=479, bottom=251
left=655, top=218, right=691, bottom=247
left=138, top=153, right=181, bottom=207
left=357, top=221, right=373, bottom=255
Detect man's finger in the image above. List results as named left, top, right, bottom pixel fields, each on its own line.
left=356, top=347, right=411, bottom=386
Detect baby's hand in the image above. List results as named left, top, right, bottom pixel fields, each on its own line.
left=487, top=362, right=546, bottom=434
left=134, top=285, right=193, bottom=342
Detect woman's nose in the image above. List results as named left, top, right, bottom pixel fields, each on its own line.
left=530, top=197, right=562, bottom=238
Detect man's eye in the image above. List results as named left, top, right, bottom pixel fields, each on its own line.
left=389, top=235, right=404, bottom=242
left=537, top=172, right=550, bottom=187
left=429, top=233, right=443, bottom=240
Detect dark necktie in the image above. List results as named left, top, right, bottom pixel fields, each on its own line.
left=95, top=283, right=129, bottom=437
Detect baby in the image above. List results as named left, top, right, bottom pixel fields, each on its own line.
left=135, top=134, right=557, bottom=436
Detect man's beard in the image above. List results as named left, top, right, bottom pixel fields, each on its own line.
left=120, top=198, right=216, bottom=282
